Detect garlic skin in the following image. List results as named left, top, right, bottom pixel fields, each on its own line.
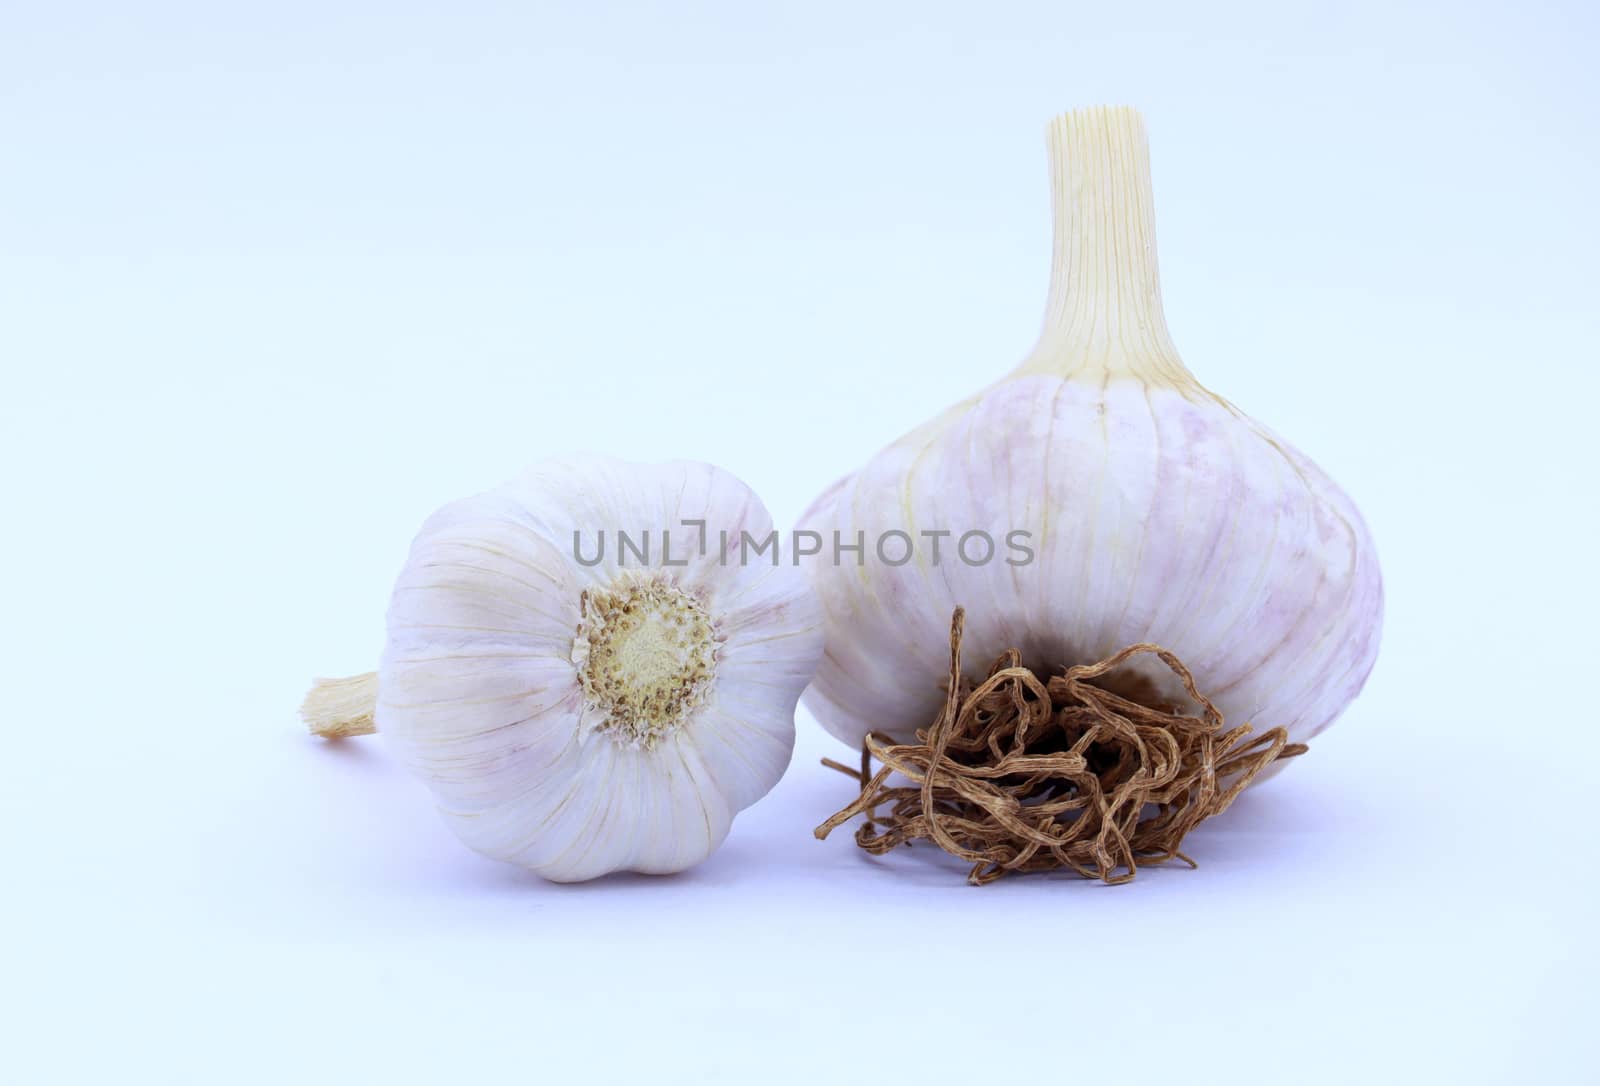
left=800, top=107, right=1382, bottom=758
left=378, top=455, right=823, bottom=882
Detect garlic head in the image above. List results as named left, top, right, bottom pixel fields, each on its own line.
left=376, top=455, right=823, bottom=881
left=799, top=107, right=1383, bottom=760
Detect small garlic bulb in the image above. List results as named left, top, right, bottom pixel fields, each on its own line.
left=800, top=107, right=1383, bottom=757
left=308, top=455, right=823, bottom=882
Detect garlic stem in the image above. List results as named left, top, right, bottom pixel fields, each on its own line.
left=1014, top=105, right=1189, bottom=386
left=301, top=672, right=379, bottom=738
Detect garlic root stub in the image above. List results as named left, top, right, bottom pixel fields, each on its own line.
left=799, top=107, right=1383, bottom=757
left=307, top=456, right=824, bottom=882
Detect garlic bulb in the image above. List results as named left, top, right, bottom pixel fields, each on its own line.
left=305, top=455, right=823, bottom=882
left=799, top=107, right=1382, bottom=758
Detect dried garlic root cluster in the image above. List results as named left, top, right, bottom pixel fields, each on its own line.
left=816, top=608, right=1304, bottom=885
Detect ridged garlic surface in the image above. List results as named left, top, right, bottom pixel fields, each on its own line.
left=800, top=107, right=1382, bottom=757
left=377, top=455, right=823, bottom=882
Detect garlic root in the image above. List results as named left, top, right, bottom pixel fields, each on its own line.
left=813, top=607, right=1306, bottom=885
left=301, top=672, right=379, bottom=738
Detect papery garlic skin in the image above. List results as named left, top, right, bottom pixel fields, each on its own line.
left=800, top=107, right=1382, bottom=757
left=378, top=456, right=822, bottom=882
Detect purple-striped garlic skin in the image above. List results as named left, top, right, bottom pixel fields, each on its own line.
left=800, top=376, right=1382, bottom=754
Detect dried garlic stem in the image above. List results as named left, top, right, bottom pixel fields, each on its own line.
left=1013, top=106, right=1186, bottom=386
left=301, top=672, right=379, bottom=738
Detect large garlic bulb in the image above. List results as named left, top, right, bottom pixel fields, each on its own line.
left=348, top=456, right=822, bottom=881
left=800, top=107, right=1382, bottom=756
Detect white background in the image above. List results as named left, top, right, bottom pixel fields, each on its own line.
left=3, top=2, right=1596, bottom=1082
